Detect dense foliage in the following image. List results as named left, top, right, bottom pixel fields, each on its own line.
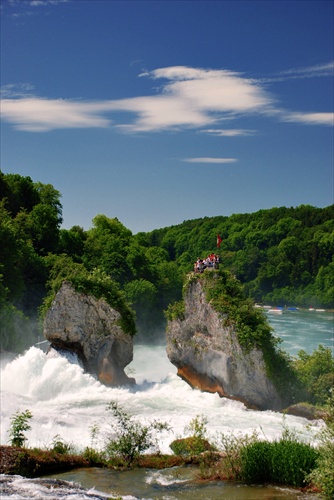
left=239, top=435, right=319, bottom=487
left=1, top=171, right=333, bottom=395
left=307, top=396, right=334, bottom=499
left=143, top=204, right=334, bottom=308
left=291, top=346, right=334, bottom=405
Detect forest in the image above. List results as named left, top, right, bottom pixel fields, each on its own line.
left=1, top=171, right=333, bottom=353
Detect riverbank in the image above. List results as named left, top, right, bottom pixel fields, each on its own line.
left=0, top=445, right=203, bottom=478
left=0, top=446, right=89, bottom=477
left=1, top=445, right=321, bottom=500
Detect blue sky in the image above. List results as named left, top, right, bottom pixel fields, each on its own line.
left=1, top=0, right=333, bottom=233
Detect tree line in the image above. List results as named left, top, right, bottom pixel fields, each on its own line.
left=0, top=171, right=333, bottom=353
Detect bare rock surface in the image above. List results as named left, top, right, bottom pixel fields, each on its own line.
left=44, top=281, right=134, bottom=386
left=166, top=279, right=283, bottom=410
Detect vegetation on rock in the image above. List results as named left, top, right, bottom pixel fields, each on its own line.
left=167, top=268, right=301, bottom=404
left=41, top=255, right=136, bottom=337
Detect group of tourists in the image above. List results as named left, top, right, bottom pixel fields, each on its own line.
left=194, top=253, right=220, bottom=273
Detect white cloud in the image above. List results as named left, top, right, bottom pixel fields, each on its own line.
left=5, top=0, right=68, bottom=18
left=201, top=128, right=256, bottom=137
left=183, top=157, right=237, bottom=164
left=10, top=0, right=68, bottom=6
left=1, top=83, right=35, bottom=98
left=279, top=62, right=334, bottom=79
left=283, top=112, right=334, bottom=126
left=1, top=64, right=333, bottom=132
left=29, top=0, right=68, bottom=6
left=1, top=98, right=111, bottom=131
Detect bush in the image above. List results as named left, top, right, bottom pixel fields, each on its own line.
left=307, top=396, right=334, bottom=499
left=170, top=415, right=216, bottom=456
left=215, top=431, right=259, bottom=480
left=239, top=438, right=319, bottom=487
left=170, top=436, right=215, bottom=456
left=82, top=447, right=106, bottom=465
left=50, top=435, right=74, bottom=455
left=238, top=441, right=272, bottom=483
left=104, top=401, right=170, bottom=466
left=292, top=346, right=334, bottom=405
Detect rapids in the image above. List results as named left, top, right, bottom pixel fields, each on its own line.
left=0, top=309, right=332, bottom=499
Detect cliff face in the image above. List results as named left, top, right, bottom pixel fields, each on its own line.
left=44, top=281, right=135, bottom=386
left=166, top=279, right=283, bottom=410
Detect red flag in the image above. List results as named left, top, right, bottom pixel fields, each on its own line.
left=217, top=234, right=222, bottom=248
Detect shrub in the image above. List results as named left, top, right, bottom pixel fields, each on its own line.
left=8, top=409, right=32, bottom=448
left=238, top=441, right=272, bottom=483
left=170, top=415, right=216, bottom=456
left=307, top=396, right=334, bottom=499
left=165, top=300, right=185, bottom=321
left=292, top=346, right=334, bottom=405
left=239, top=437, right=319, bottom=487
left=82, top=447, right=106, bottom=465
left=170, top=436, right=214, bottom=456
left=104, top=401, right=170, bottom=466
left=215, top=431, right=259, bottom=480
left=50, top=435, right=74, bottom=455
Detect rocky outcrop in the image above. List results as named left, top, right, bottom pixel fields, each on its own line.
left=44, top=281, right=135, bottom=386
left=166, top=278, right=283, bottom=410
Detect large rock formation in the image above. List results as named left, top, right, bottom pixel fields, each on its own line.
left=166, top=277, right=283, bottom=410
left=44, top=281, right=135, bottom=386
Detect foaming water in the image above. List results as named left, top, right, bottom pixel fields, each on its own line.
left=0, top=343, right=322, bottom=454
left=1, top=312, right=331, bottom=498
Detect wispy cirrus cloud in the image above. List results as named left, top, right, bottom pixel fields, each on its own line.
left=183, top=157, right=237, bottom=164
left=278, top=61, right=334, bottom=79
left=260, top=61, right=334, bottom=84
left=4, top=0, right=68, bottom=18
left=282, top=111, right=334, bottom=126
left=8, top=0, right=68, bottom=6
left=200, top=128, right=256, bottom=137
left=1, top=64, right=333, bottom=133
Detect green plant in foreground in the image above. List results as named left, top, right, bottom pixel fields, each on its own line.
left=169, top=415, right=216, bottom=456
left=8, top=409, right=33, bottom=447
left=215, top=430, right=259, bottom=480
left=239, top=438, right=318, bottom=487
left=307, top=396, right=334, bottom=499
left=105, top=401, right=170, bottom=466
left=50, top=434, right=74, bottom=455
left=83, top=422, right=106, bottom=465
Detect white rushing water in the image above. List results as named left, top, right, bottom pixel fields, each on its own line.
left=1, top=344, right=319, bottom=453
left=0, top=310, right=332, bottom=499
left=1, top=310, right=333, bottom=454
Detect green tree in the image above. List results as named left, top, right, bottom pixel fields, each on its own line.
left=292, top=346, right=334, bottom=405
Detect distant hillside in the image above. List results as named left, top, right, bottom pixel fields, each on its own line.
left=137, top=204, right=334, bottom=308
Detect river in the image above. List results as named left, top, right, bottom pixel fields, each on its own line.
left=1, top=309, right=333, bottom=499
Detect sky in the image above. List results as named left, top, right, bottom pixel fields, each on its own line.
left=1, top=0, right=333, bottom=234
